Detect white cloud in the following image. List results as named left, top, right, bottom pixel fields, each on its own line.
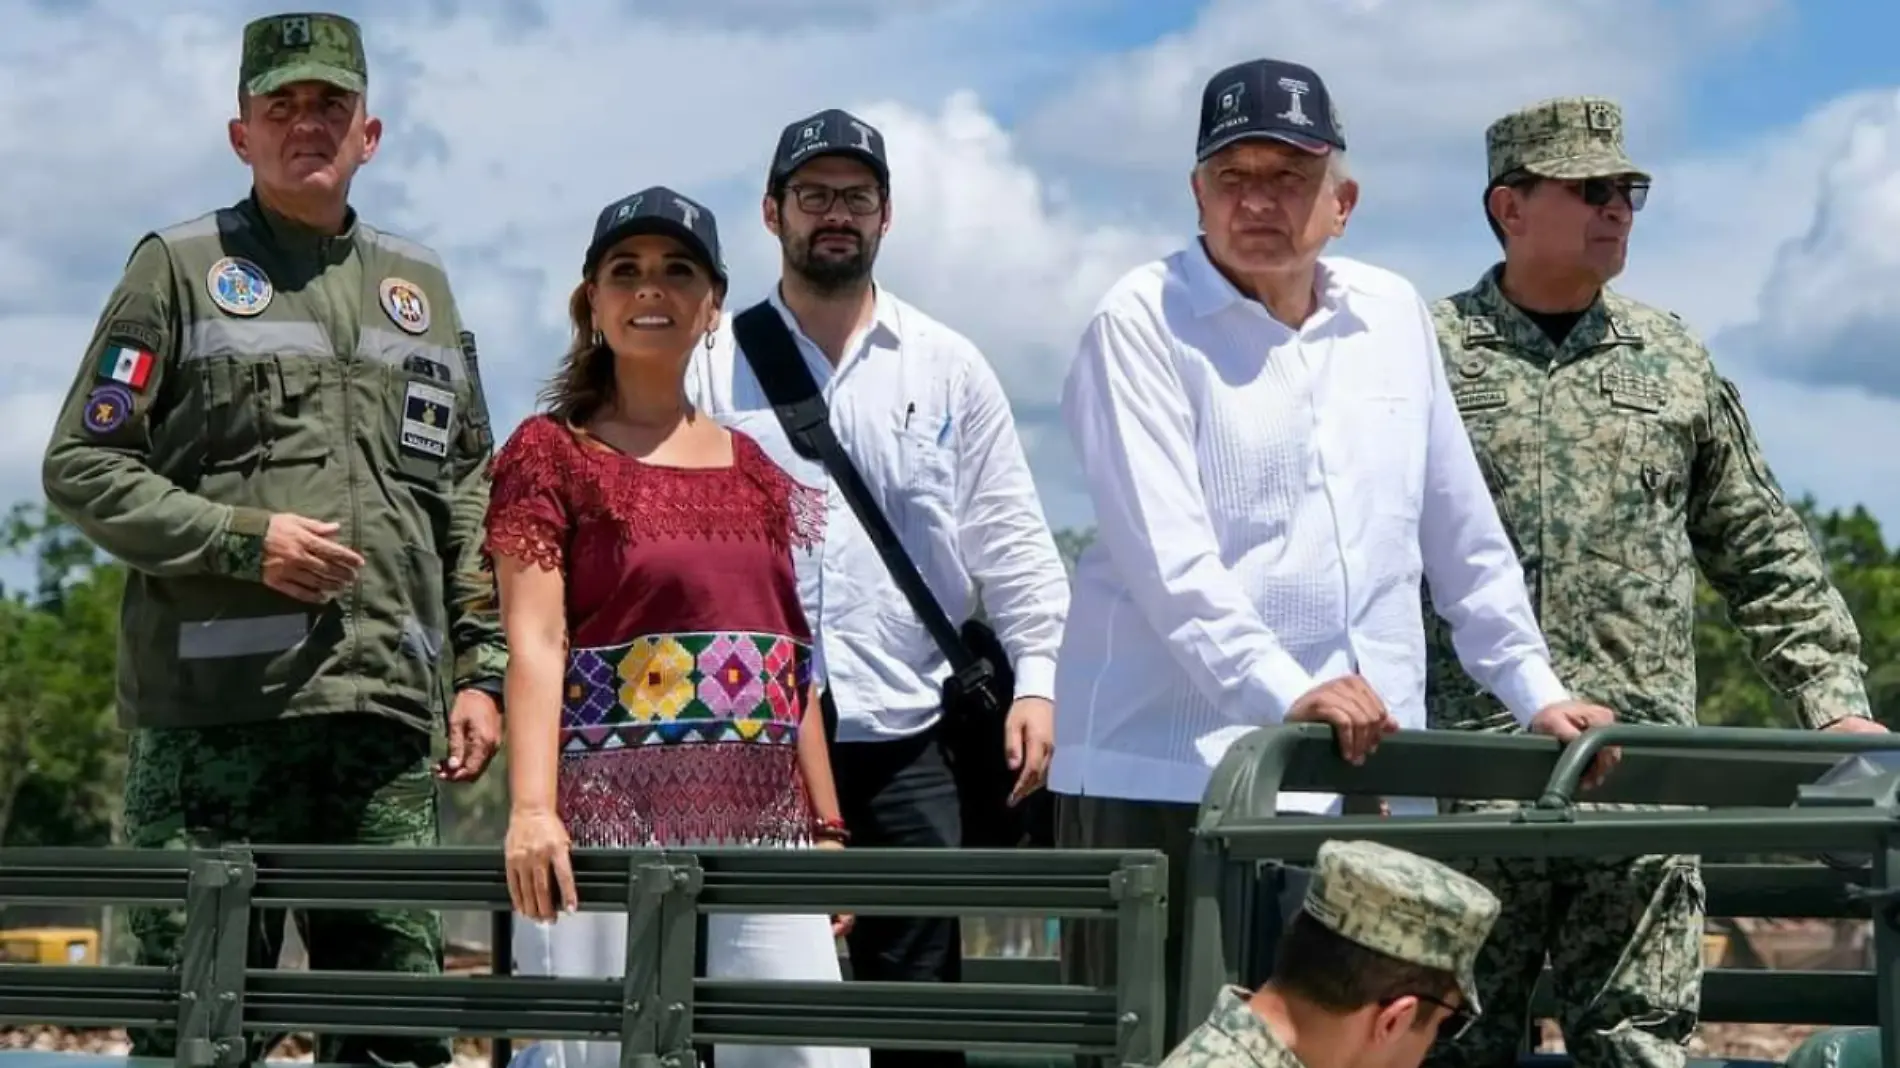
left=6, top=0, right=1900, bottom=573
left=1683, top=90, right=1900, bottom=534
left=1017, top=0, right=1778, bottom=217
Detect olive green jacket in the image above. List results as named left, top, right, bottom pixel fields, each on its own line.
left=43, top=192, right=507, bottom=731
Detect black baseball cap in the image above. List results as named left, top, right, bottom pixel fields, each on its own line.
left=1196, top=58, right=1346, bottom=161
left=769, top=108, right=890, bottom=189
left=583, top=185, right=727, bottom=283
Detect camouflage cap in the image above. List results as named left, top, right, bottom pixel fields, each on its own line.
left=241, top=13, right=368, bottom=97
left=1485, top=96, right=1650, bottom=184
left=1300, top=840, right=1501, bottom=1015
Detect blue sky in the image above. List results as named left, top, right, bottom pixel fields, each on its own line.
left=5, top=0, right=1900, bottom=597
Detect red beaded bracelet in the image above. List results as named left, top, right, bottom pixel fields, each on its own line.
left=813, top=817, right=850, bottom=844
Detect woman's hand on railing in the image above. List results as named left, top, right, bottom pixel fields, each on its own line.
left=816, top=836, right=855, bottom=937
left=505, top=807, right=577, bottom=922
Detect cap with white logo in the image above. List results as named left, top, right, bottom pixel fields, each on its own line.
left=1195, top=58, right=1346, bottom=162
left=769, top=108, right=891, bottom=189
left=583, top=186, right=726, bottom=283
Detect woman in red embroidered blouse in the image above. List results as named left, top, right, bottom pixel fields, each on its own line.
left=487, top=188, right=863, bottom=1068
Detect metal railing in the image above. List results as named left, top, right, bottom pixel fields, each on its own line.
left=0, top=845, right=1169, bottom=1068
left=1184, top=723, right=1900, bottom=1068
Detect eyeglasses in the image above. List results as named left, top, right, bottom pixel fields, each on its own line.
left=1417, top=994, right=1478, bottom=1042
left=787, top=183, right=884, bottom=216
left=1498, top=168, right=1648, bottom=212
left=1560, top=175, right=1649, bottom=211
left=1383, top=993, right=1477, bottom=1042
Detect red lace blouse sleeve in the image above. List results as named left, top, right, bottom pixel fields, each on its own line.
left=484, top=416, right=570, bottom=573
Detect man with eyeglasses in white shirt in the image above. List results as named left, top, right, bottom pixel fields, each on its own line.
left=687, top=107, right=1071, bottom=1068
left=1047, top=58, right=1617, bottom=1053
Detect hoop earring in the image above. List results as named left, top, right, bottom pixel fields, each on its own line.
left=704, top=330, right=716, bottom=352
left=591, top=329, right=604, bottom=347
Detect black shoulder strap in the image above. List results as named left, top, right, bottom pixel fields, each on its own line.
left=731, top=300, right=975, bottom=673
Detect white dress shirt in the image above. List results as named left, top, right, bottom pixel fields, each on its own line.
left=687, top=284, right=1071, bottom=743
left=1047, top=240, right=1567, bottom=814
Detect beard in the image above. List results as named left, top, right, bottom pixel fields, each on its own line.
left=789, top=227, right=878, bottom=295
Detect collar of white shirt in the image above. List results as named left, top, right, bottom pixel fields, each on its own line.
left=762, top=280, right=903, bottom=379
left=1179, top=236, right=1371, bottom=338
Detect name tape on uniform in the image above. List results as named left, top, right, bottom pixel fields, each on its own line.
left=401, top=381, right=455, bottom=459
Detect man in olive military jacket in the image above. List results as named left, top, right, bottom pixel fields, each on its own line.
left=1422, top=96, right=1886, bottom=1068
left=40, top=13, right=504, bottom=1067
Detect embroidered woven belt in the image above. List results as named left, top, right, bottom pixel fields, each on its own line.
left=560, top=631, right=810, bottom=752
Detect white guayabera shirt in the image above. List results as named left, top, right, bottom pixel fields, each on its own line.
left=1049, top=240, right=1568, bottom=815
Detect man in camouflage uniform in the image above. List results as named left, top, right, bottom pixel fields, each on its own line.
left=1161, top=839, right=1499, bottom=1068
left=40, top=13, right=506, bottom=1067
left=1420, top=97, right=1887, bottom=1068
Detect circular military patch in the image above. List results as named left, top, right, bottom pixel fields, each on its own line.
left=379, top=277, right=431, bottom=335
left=206, top=257, right=273, bottom=317
left=1458, top=357, right=1488, bottom=379
left=81, top=383, right=134, bottom=435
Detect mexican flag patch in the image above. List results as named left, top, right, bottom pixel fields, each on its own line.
left=99, top=344, right=155, bottom=391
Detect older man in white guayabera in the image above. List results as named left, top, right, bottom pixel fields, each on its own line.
left=1046, top=56, right=1619, bottom=1054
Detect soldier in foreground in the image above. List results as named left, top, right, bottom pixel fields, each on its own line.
left=1161, top=839, right=1499, bottom=1068
left=40, top=12, right=506, bottom=1066
left=1422, top=97, right=1887, bottom=1068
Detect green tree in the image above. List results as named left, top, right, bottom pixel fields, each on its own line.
left=1052, top=527, right=1096, bottom=574
left=1696, top=497, right=1900, bottom=728
left=0, top=502, right=127, bottom=848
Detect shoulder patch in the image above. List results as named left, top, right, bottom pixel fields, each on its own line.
left=206, top=256, right=273, bottom=317
left=379, top=277, right=432, bottom=335
left=1463, top=315, right=1498, bottom=344
left=81, top=383, right=134, bottom=435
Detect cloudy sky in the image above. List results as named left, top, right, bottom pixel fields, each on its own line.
left=5, top=0, right=1900, bottom=589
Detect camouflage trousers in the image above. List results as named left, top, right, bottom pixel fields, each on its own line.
left=1423, top=803, right=1705, bottom=1068
left=121, top=712, right=450, bottom=1068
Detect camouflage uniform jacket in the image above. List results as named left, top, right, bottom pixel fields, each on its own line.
left=1158, top=986, right=1306, bottom=1068
left=41, top=191, right=507, bottom=732
left=1423, top=265, right=1869, bottom=731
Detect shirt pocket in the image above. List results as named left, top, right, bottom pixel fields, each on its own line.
left=1352, top=393, right=1428, bottom=520
left=890, top=425, right=956, bottom=545
left=193, top=356, right=331, bottom=476
left=1585, top=400, right=1692, bottom=586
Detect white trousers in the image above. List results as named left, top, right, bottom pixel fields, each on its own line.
left=507, top=908, right=870, bottom=1068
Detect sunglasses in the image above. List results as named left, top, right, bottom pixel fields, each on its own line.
left=1559, top=175, right=1649, bottom=211
left=1384, top=992, right=1477, bottom=1042
left=1495, top=170, right=1649, bottom=212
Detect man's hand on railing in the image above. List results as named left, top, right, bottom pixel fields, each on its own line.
left=1528, top=699, right=1620, bottom=791
left=1822, top=714, right=1890, bottom=735
left=505, top=808, right=578, bottom=922
left=1286, top=675, right=1399, bottom=765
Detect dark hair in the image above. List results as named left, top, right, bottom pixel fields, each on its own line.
left=1484, top=169, right=1543, bottom=248
left=537, top=279, right=615, bottom=425
left=1270, top=912, right=1460, bottom=1025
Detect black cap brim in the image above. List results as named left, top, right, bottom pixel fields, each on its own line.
left=1198, top=129, right=1337, bottom=162
left=774, top=147, right=890, bottom=188
left=584, top=218, right=726, bottom=283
